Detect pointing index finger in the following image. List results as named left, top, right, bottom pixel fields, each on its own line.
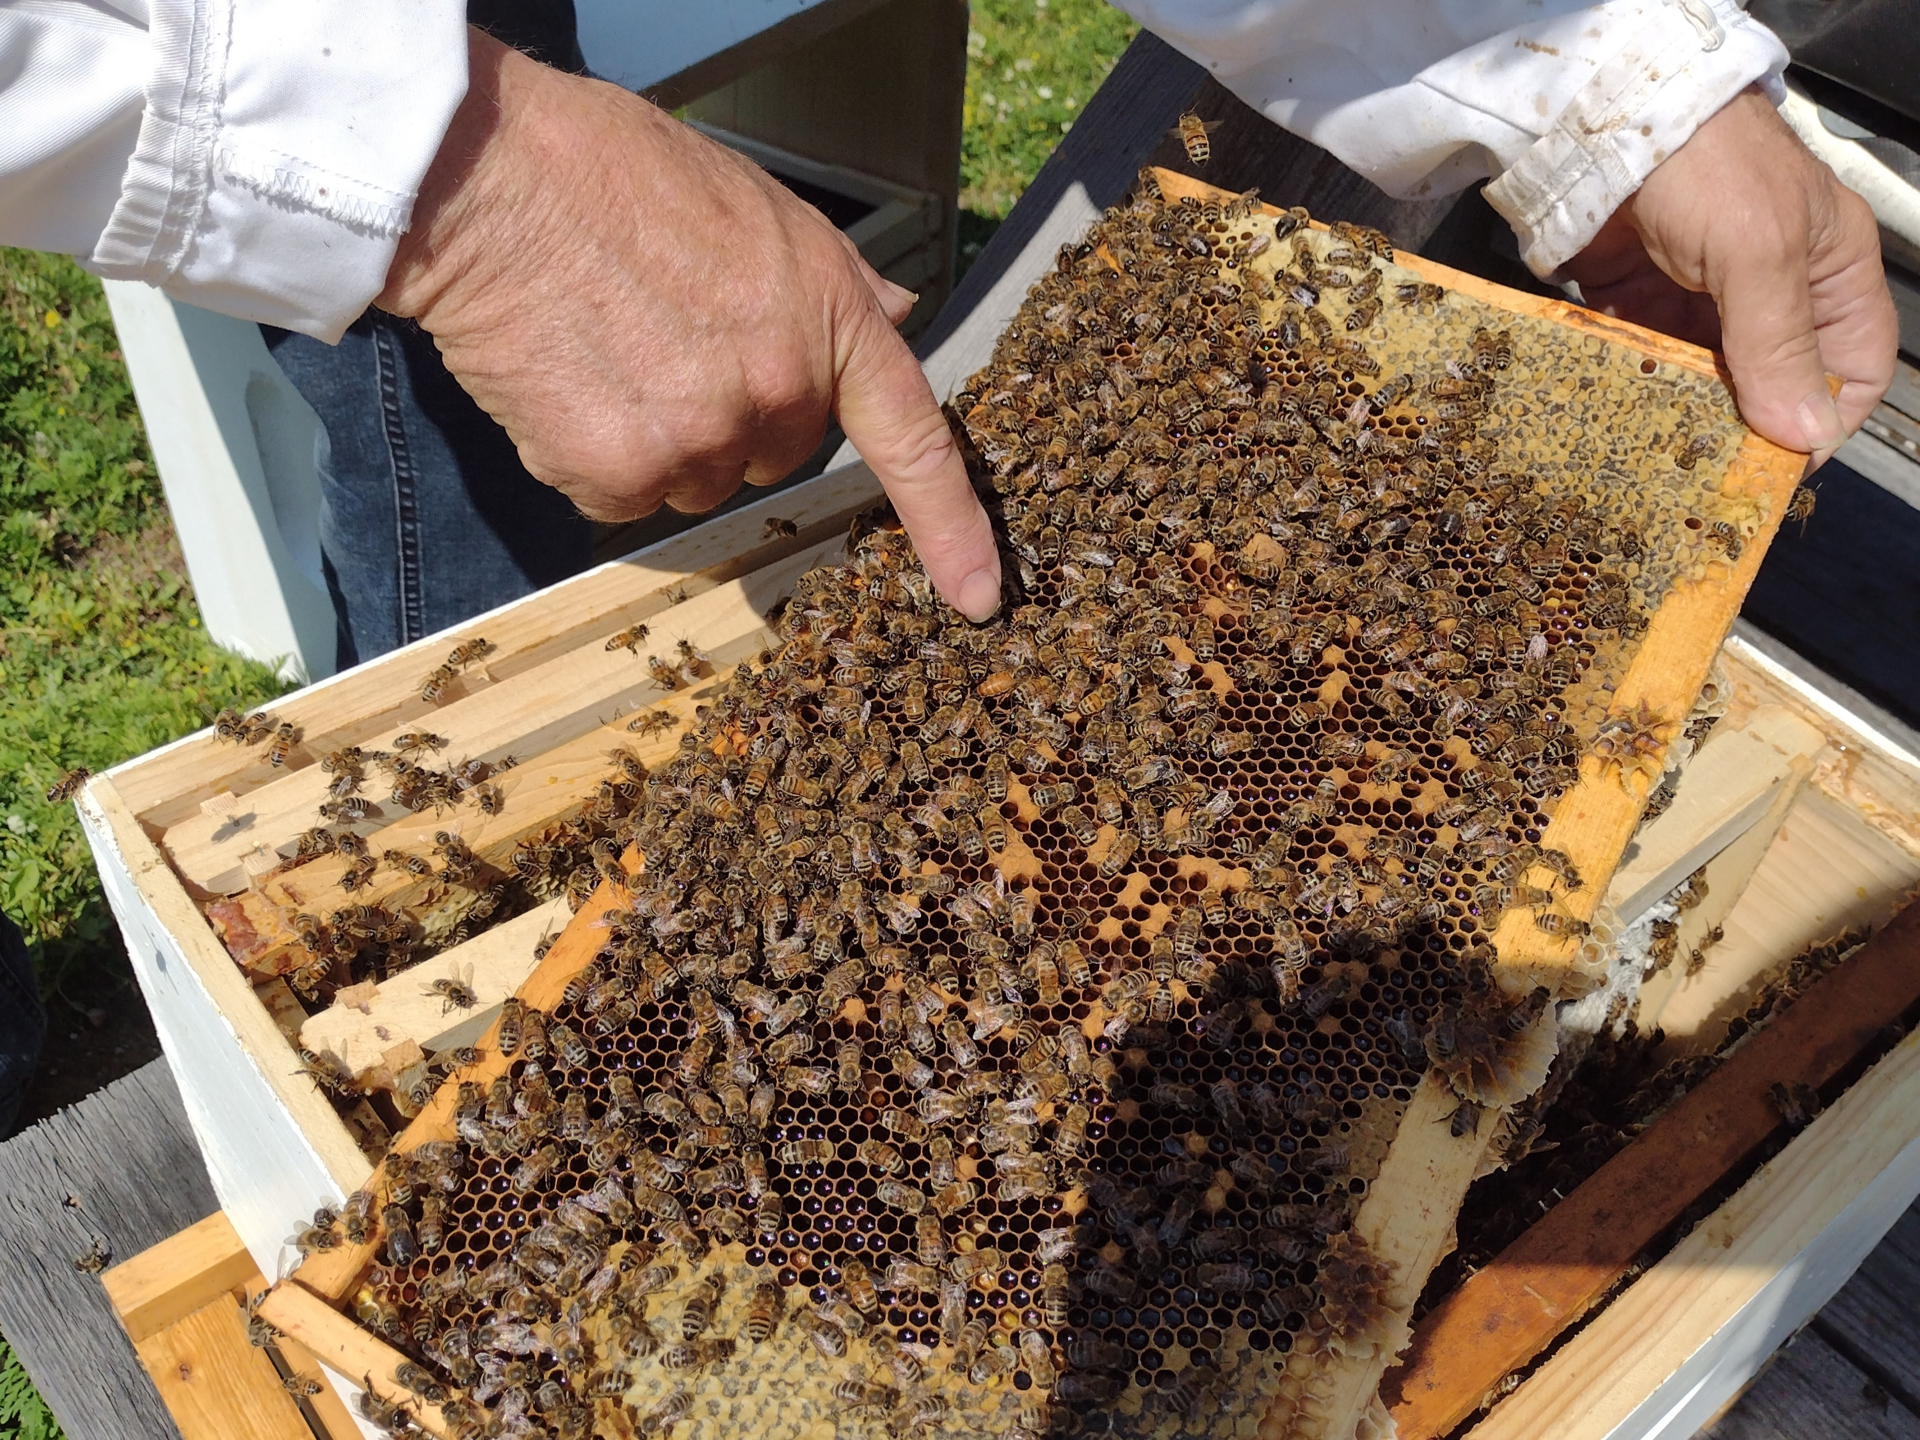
left=833, top=302, right=1003, bottom=622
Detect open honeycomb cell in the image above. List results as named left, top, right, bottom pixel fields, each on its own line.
left=320, top=179, right=1759, bottom=1440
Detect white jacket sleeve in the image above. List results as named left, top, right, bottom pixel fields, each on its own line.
left=0, top=0, right=468, bottom=342
left=1111, top=0, right=1790, bottom=276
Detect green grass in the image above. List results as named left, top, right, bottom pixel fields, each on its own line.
left=958, top=0, right=1138, bottom=270
left=0, top=250, right=289, bottom=1011
left=0, top=1338, right=59, bottom=1440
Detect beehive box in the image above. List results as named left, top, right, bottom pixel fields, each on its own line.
left=75, top=170, right=1920, bottom=1440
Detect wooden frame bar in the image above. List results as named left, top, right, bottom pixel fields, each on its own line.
left=104, top=1210, right=356, bottom=1440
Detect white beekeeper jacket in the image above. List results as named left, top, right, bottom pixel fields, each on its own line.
left=0, top=0, right=1787, bottom=344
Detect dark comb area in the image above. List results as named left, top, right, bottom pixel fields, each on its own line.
left=308, top=177, right=1764, bottom=1440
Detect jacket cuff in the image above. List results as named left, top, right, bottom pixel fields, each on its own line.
left=1484, top=0, right=1788, bottom=278
left=86, top=0, right=468, bottom=343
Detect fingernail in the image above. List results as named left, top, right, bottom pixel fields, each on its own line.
left=1795, top=390, right=1845, bottom=452
left=956, top=566, right=1003, bottom=623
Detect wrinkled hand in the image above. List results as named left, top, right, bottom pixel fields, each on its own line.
left=379, top=30, right=1002, bottom=620
left=1562, top=87, right=1896, bottom=467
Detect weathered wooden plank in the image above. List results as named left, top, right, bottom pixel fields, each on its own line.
left=1384, top=899, right=1920, bottom=1437
left=1700, top=1330, right=1920, bottom=1440
left=0, top=1059, right=214, bottom=1440
left=1813, top=1206, right=1920, bottom=1414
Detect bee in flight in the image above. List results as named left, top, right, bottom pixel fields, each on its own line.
left=763, top=516, right=799, bottom=539
left=426, top=963, right=478, bottom=1014
left=606, top=623, right=650, bottom=655
left=45, top=767, right=91, bottom=803
left=1786, top=484, right=1816, bottom=532
left=1172, top=110, right=1223, bottom=165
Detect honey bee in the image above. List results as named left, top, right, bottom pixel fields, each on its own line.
left=72, top=1235, right=112, bottom=1273
left=445, top=637, right=495, bottom=670
left=793, top=1310, right=847, bottom=1360
left=44, top=766, right=92, bottom=803
left=266, top=722, right=301, bottom=767
left=1705, top=519, right=1744, bottom=559
left=679, top=1272, right=725, bottom=1338
left=763, top=516, right=800, bottom=539
left=1171, top=110, right=1222, bottom=164
left=641, top=1387, right=693, bottom=1435
left=393, top=731, right=448, bottom=756
left=1786, top=484, right=1817, bottom=531
left=606, top=622, right=651, bottom=655
left=1674, top=432, right=1718, bottom=470
left=419, top=664, right=457, bottom=704
left=745, top=1276, right=785, bottom=1341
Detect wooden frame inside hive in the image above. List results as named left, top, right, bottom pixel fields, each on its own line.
left=215, top=168, right=1819, bottom=1440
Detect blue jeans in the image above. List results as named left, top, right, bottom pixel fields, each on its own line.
left=262, top=314, right=594, bottom=670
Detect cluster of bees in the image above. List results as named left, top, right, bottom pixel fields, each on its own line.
left=282, top=177, right=1761, bottom=1440
left=215, top=705, right=303, bottom=767
left=236, top=626, right=676, bottom=1021
left=421, top=639, right=500, bottom=705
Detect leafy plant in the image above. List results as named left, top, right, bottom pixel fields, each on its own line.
left=0, top=1336, right=62, bottom=1440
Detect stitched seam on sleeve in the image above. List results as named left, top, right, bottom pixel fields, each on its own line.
left=213, top=145, right=414, bottom=238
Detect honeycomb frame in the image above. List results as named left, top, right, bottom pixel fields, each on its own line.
left=258, top=171, right=1809, bottom=1440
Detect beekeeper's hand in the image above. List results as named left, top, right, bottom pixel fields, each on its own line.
left=1563, top=87, right=1895, bottom=469
left=377, top=30, right=1003, bottom=620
